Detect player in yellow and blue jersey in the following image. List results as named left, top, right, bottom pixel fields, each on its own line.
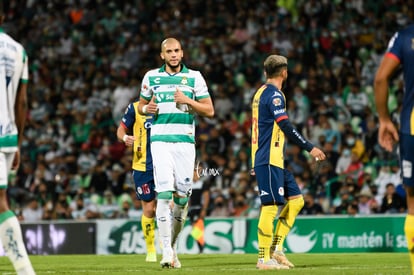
left=117, top=99, right=156, bottom=262
left=374, top=23, right=414, bottom=273
left=251, top=55, right=325, bottom=270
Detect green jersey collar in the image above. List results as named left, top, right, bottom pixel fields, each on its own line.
left=159, top=64, right=189, bottom=73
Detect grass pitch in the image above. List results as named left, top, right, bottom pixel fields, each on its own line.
left=0, top=253, right=410, bottom=274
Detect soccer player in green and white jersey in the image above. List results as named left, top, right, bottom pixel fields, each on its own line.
left=138, top=38, right=214, bottom=268
left=0, top=2, right=36, bottom=274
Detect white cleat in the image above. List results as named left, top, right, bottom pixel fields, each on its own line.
left=256, top=258, right=289, bottom=270
left=173, top=250, right=181, bottom=268
left=160, top=248, right=173, bottom=268
left=272, top=250, right=294, bottom=268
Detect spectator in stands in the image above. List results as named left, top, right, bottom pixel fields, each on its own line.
left=380, top=183, right=406, bottom=214
left=21, top=197, right=43, bottom=222
left=300, top=193, right=324, bottom=215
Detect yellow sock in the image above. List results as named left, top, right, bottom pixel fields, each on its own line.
left=258, top=205, right=278, bottom=262
left=404, top=214, right=414, bottom=274
left=272, top=196, right=304, bottom=253
left=142, top=214, right=156, bottom=253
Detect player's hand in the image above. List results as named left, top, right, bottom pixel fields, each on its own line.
left=145, top=96, right=158, bottom=114
left=310, top=147, right=326, bottom=161
left=12, top=150, right=20, bottom=170
left=174, top=87, right=189, bottom=104
left=378, top=120, right=399, bottom=152
left=123, top=135, right=136, bottom=147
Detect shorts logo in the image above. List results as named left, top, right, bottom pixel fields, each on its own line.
left=260, top=190, right=269, bottom=196
left=136, top=187, right=143, bottom=195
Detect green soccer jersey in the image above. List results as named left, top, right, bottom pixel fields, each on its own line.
left=0, top=28, right=29, bottom=152
left=140, top=64, right=211, bottom=143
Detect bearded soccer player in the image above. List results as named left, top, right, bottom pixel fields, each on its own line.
left=138, top=38, right=214, bottom=268
left=251, top=55, right=325, bottom=270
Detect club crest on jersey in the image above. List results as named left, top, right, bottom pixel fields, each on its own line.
left=181, top=77, right=188, bottom=85
left=273, top=98, right=282, bottom=106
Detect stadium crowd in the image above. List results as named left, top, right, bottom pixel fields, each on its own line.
left=4, top=0, right=412, bottom=221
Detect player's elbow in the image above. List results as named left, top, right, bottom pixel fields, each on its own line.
left=205, top=108, right=215, bottom=118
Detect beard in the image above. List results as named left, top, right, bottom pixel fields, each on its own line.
left=166, top=61, right=181, bottom=71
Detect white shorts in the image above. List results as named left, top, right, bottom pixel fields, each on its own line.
left=151, top=141, right=195, bottom=197
left=0, top=152, right=14, bottom=188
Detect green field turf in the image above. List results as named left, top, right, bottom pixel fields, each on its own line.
left=0, top=253, right=410, bottom=275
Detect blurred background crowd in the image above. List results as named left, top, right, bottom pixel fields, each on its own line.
left=4, top=0, right=413, bottom=222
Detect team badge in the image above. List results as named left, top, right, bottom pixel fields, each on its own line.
left=137, top=186, right=143, bottom=195
left=278, top=187, right=284, bottom=196
left=273, top=98, right=282, bottom=106
left=181, top=77, right=188, bottom=85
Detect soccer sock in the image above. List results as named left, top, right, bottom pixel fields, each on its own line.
left=404, top=214, right=414, bottom=274
left=272, top=196, right=304, bottom=253
left=171, top=196, right=189, bottom=248
left=156, top=198, right=173, bottom=252
left=141, top=214, right=156, bottom=253
left=257, top=205, right=278, bottom=262
left=0, top=210, right=35, bottom=275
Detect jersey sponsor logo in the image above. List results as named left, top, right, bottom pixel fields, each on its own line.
left=142, top=84, right=149, bottom=92
left=144, top=121, right=152, bottom=129
left=154, top=77, right=161, bottom=84
left=273, top=109, right=285, bottom=115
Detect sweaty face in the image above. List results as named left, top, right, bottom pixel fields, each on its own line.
left=161, top=41, right=183, bottom=70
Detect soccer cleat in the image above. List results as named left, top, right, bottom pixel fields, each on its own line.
left=172, top=250, right=181, bottom=268
left=160, top=248, right=174, bottom=268
left=145, top=251, right=157, bottom=262
left=256, top=258, right=289, bottom=270
left=272, top=250, right=294, bottom=268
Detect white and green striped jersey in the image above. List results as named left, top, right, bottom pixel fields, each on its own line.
left=140, top=64, right=210, bottom=143
left=0, top=28, right=29, bottom=152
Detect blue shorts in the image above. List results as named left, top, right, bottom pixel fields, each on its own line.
left=254, top=165, right=301, bottom=205
left=132, top=170, right=156, bottom=202
left=400, top=133, right=414, bottom=187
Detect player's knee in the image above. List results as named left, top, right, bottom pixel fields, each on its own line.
left=289, top=196, right=305, bottom=213
left=173, top=195, right=189, bottom=206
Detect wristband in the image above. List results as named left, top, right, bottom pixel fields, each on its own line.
left=142, top=105, right=148, bottom=114
left=123, top=134, right=128, bottom=143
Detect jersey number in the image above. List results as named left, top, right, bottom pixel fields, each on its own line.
left=252, top=117, right=258, bottom=144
